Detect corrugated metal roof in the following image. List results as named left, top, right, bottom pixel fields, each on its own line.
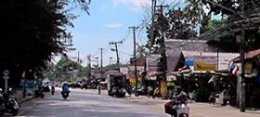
left=165, top=39, right=211, bottom=72
left=129, top=57, right=146, bottom=66
left=233, top=48, right=260, bottom=62
left=245, top=49, right=260, bottom=59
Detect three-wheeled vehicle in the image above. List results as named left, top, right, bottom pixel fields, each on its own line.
left=106, top=72, right=126, bottom=97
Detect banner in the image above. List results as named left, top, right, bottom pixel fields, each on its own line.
left=194, top=56, right=217, bottom=71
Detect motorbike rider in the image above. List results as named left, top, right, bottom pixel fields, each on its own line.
left=51, top=84, right=55, bottom=95
left=177, top=89, right=189, bottom=105
left=61, top=81, right=70, bottom=94
left=170, top=90, right=189, bottom=117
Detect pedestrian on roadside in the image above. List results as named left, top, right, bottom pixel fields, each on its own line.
left=51, top=84, right=55, bottom=95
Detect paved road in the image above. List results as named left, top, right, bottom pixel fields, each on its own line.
left=18, top=88, right=170, bottom=117
left=14, top=88, right=260, bottom=117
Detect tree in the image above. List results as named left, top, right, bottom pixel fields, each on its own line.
left=137, top=44, right=149, bottom=58
left=146, top=7, right=197, bottom=53
left=0, top=0, right=90, bottom=87
left=166, top=8, right=197, bottom=39
left=200, top=0, right=260, bottom=51
left=184, top=0, right=212, bottom=34
left=53, top=56, right=82, bottom=81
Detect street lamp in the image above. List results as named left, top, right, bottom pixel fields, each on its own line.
left=110, top=48, right=120, bottom=65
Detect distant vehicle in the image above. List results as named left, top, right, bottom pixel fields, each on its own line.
left=42, top=83, right=50, bottom=92
left=41, top=78, right=51, bottom=92
left=61, top=83, right=70, bottom=100
left=24, top=80, right=36, bottom=96
left=106, top=72, right=126, bottom=97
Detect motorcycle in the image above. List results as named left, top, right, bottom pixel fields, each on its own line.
left=176, top=103, right=189, bottom=117
left=133, top=87, right=145, bottom=96
left=61, top=91, right=70, bottom=100
left=0, top=88, right=20, bottom=116
left=165, top=100, right=189, bottom=117
left=34, top=86, right=44, bottom=98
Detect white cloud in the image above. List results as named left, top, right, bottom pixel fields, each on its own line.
left=103, top=23, right=123, bottom=29
left=113, top=0, right=151, bottom=10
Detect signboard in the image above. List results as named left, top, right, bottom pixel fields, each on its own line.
left=194, top=56, right=217, bottom=71
left=3, top=69, right=9, bottom=76
left=218, top=53, right=239, bottom=70
left=182, top=51, right=239, bottom=71
left=146, top=54, right=161, bottom=80
left=245, top=62, right=252, bottom=74
left=129, top=77, right=136, bottom=85
left=120, top=67, right=128, bottom=75
left=147, top=54, right=161, bottom=71
left=185, top=59, right=194, bottom=67
left=160, top=80, right=167, bottom=98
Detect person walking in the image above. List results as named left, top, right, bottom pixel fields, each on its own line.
left=51, top=84, right=55, bottom=95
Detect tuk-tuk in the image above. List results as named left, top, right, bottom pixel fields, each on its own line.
left=106, top=72, right=126, bottom=97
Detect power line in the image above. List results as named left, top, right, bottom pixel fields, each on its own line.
left=121, top=29, right=131, bottom=42
left=136, top=21, right=145, bottom=41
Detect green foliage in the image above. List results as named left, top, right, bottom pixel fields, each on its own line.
left=184, top=0, right=209, bottom=25
left=0, top=0, right=90, bottom=87
left=104, top=64, right=118, bottom=70
left=202, top=19, right=228, bottom=38
left=146, top=10, right=193, bottom=53
left=202, top=0, right=260, bottom=16
left=52, top=56, right=83, bottom=81
left=166, top=8, right=197, bottom=39
left=200, top=0, right=260, bottom=51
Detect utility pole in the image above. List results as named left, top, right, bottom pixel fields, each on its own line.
left=87, top=55, right=91, bottom=80
left=157, top=4, right=169, bottom=74
left=129, top=26, right=139, bottom=90
left=239, top=0, right=246, bottom=112
left=109, top=41, right=123, bottom=66
left=98, top=48, right=104, bottom=94
left=157, top=4, right=168, bottom=79
left=150, top=0, right=157, bottom=51
left=100, top=48, right=104, bottom=79
left=156, top=4, right=168, bottom=98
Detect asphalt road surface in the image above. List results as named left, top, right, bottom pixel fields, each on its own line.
left=18, top=88, right=170, bottom=117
